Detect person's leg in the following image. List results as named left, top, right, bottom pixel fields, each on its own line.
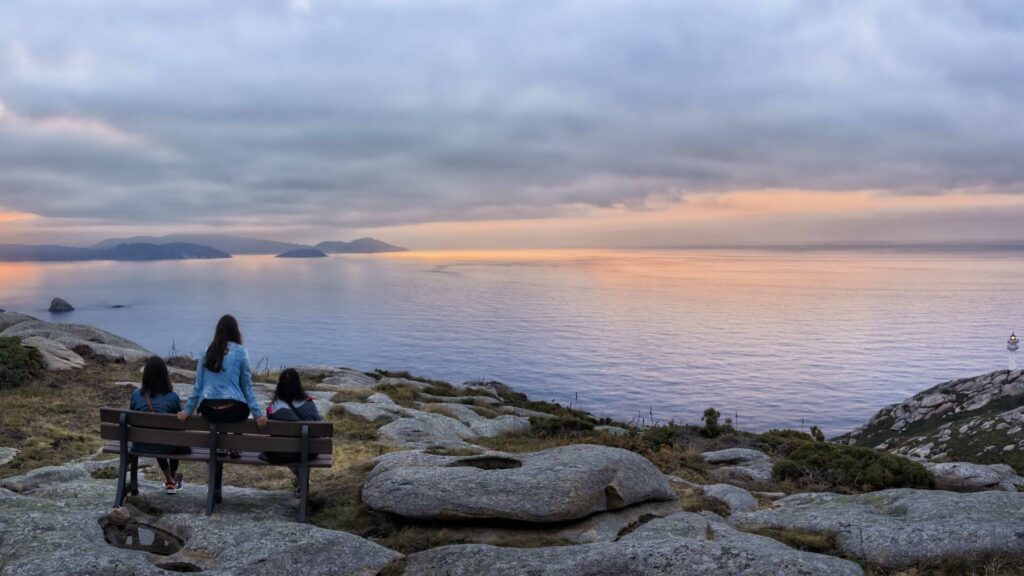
left=156, top=458, right=173, bottom=484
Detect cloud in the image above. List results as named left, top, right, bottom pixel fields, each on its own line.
left=0, top=0, right=1022, bottom=244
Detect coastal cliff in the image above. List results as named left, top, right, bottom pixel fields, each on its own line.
left=1, top=315, right=1023, bottom=574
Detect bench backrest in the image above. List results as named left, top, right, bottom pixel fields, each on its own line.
left=100, top=408, right=333, bottom=454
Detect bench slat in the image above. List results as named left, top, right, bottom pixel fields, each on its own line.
left=100, top=423, right=334, bottom=454
left=101, top=443, right=333, bottom=467
left=100, top=408, right=333, bottom=437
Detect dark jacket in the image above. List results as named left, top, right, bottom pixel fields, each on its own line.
left=261, top=397, right=322, bottom=464
left=266, top=398, right=322, bottom=422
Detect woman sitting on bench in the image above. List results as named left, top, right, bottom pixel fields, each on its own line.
left=261, top=368, right=322, bottom=484
left=131, top=356, right=189, bottom=494
left=178, top=314, right=267, bottom=501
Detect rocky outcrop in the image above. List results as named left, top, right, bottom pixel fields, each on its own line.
left=401, top=512, right=864, bottom=576
left=0, top=312, right=151, bottom=362
left=839, top=370, right=1024, bottom=467
left=925, top=461, right=1024, bottom=492
left=376, top=411, right=481, bottom=449
left=320, top=368, right=377, bottom=389
left=0, top=447, right=17, bottom=466
left=48, top=297, right=74, bottom=312
left=733, top=488, right=1024, bottom=570
left=20, top=335, right=85, bottom=370
left=0, top=464, right=399, bottom=576
left=362, top=445, right=676, bottom=523
left=703, top=448, right=773, bottom=485
left=703, top=483, right=758, bottom=514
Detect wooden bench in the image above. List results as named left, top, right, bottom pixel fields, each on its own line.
left=100, top=408, right=333, bottom=522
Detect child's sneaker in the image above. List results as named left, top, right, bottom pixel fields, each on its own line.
left=164, top=481, right=178, bottom=495
left=175, top=473, right=184, bottom=492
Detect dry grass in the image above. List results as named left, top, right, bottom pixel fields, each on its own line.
left=329, top=388, right=374, bottom=403
left=0, top=360, right=143, bottom=478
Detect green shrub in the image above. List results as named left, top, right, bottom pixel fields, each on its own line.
left=774, top=442, right=934, bottom=492
left=701, top=407, right=722, bottom=438
left=530, top=415, right=595, bottom=436
left=0, top=337, right=44, bottom=390
left=809, top=426, right=825, bottom=442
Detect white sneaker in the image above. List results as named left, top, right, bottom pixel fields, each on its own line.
left=165, top=481, right=178, bottom=495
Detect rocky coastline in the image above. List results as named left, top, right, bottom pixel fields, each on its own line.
left=1, top=312, right=1023, bottom=575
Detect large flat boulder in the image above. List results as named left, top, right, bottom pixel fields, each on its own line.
left=703, top=448, right=773, bottom=485
left=362, top=445, right=676, bottom=523
left=732, top=488, right=1024, bottom=569
left=925, top=461, right=1007, bottom=492
left=702, top=483, right=758, bottom=514
left=401, top=512, right=864, bottom=575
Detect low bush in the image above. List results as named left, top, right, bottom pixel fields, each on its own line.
left=0, top=337, right=44, bottom=390
left=773, top=442, right=934, bottom=492
left=529, top=415, right=595, bottom=436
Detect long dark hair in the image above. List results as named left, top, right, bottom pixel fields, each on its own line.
left=273, top=368, right=306, bottom=403
left=141, top=356, right=173, bottom=396
left=204, top=314, right=242, bottom=373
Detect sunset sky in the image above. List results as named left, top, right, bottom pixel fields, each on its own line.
left=1, top=1, right=1023, bottom=249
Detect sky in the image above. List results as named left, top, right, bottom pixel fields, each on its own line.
left=1, top=0, right=1023, bottom=249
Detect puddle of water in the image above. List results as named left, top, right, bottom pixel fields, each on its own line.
left=102, top=521, right=184, bottom=556
left=448, top=456, right=522, bottom=470
left=156, top=561, right=204, bottom=573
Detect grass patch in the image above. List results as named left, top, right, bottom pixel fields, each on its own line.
left=375, top=384, right=421, bottom=408
left=468, top=405, right=500, bottom=419
left=327, top=406, right=391, bottom=441
left=329, top=388, right=374, bottom=403
left=678, top=488, right=731, bottom=517
left=743, top=526, right=842, bottom=556
left=0, top=361, right=142, bottom=478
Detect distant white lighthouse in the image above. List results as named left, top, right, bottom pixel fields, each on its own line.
left=1009, top=333, right=1019, bottom=370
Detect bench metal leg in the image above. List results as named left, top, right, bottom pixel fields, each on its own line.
left=113, top=413, right=129, bottom=508
left=206, top=423, right=218, bottom=515
left=299, top=425, right=310, bottom=523
left=129, top=456, right=139, bottom=496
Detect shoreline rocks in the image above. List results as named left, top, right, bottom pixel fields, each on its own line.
left=1, top=311, right=152, bottom=363
left=48, top=297, right=74, bottom=313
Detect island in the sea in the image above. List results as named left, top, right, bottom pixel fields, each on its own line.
left=0, top=234, right=408, bottom=262
left=276, top=247, right=329, bottom=258
left=0, top=242, right=230, bottom=262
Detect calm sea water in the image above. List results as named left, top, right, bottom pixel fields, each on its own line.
left=1, top=249, right=1021, bottom=434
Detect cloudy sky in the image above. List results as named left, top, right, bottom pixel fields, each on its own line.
left=1, top=0, right=1023, bottom=248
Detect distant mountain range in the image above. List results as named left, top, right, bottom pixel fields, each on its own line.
left=94, top=234, right=408, bottom=255
left=0, top=234, right=408, bottom=262
left=316, top=238, right=409, bottom=253
left=0, top=242, right=230, bottom=262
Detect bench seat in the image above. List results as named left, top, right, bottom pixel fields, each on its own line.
left=101, top=443, right=334, bottom=467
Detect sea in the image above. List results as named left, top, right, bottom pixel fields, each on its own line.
left=2, top=249, right=1022, bottom=435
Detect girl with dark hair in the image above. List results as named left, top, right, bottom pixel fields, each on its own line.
left=131, top=356, right=188, bottom=494
left=261, top=369, right=321, bottom=480
left=266, top=368, right=322, bottom=422
left=178, top=315, right=266, bottom=502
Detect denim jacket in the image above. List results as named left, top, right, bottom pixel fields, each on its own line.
left=183, top=342, right=262, bottom=417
